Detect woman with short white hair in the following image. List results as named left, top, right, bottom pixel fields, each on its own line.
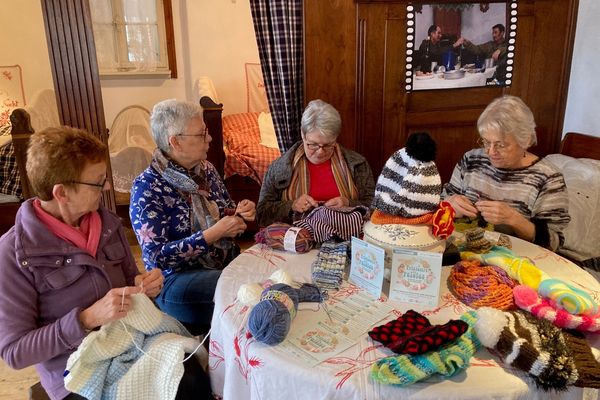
left=257, top=99, right=375, bottom=227
left=443, top=95, right=570, bottom=250
left=130, top=99, right=255, bottom=335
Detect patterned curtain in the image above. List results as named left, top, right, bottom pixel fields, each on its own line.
left=250, top=0, right=304, bottom=152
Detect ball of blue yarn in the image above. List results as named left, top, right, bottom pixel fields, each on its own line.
left=247, top=283, right=323, bottom=345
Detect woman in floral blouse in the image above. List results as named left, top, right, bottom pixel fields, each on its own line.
left=130, top=99, right=255, bottom=334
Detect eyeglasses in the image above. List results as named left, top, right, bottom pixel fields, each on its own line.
left=304, top=141, right=336, bottom=152
left=478, top=138, right=510, bottom=152
left=69, top=177, right=108, bottom=190
left=178, top=127, right=210, bottom=142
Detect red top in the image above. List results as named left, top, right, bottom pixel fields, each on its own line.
left=308, top=159, right=340, bottom=201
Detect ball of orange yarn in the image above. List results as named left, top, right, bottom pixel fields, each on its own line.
left=449, top=260, right=517, bottom=310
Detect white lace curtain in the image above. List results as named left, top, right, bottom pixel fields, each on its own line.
left=89, top=0, right=161, bottom=72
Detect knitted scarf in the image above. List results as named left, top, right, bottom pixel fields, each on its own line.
left=283, top=144, right=358, bottom=202
left=33, top=199, right=101, bottom=257
left=151, top=150, right=236, bottom=269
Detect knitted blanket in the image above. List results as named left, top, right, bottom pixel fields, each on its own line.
left=64, top=294, right=201, bottom=400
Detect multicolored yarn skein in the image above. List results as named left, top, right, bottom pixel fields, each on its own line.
left=513, top=285, right=600, bottom=333
left=448, top=260, right=517, bottom=310
left=462, top=247, right=599, bottom=316
left=247, top=283, right=324, bottom=345
left=255, top=223, right=313, bottom=253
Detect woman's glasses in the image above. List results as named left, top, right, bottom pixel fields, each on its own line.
left=69, top=177, right=108, bottom=190
left=178, top=127, right=210, bottom=142
left=304, top=141, right=336, bottom=152
left=478, top=138, right=510, bottom=152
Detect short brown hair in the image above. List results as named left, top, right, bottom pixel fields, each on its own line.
left=27, top=126, right=107, bottom=200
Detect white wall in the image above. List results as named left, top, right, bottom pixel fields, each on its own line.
left=100, top=0, right=260, bottom=127
left=563, top=0, right=600, bottom=138
left=461, top=4, right=505, bottom=45
left=0, top=0, right=54, bottom=104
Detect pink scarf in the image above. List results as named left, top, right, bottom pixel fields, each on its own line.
left=33, top=199, right=102, bottom=257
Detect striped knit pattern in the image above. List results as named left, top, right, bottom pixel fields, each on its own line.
left=294, top=205, right=368, bottom=242
left=372, top=148, right=441, bottom=218
left=443, top=149, right=570, bottom=250
left=513, top=285, right=600, bottom=333
left=475, top=307, right=600, bottom=390
left=371, top=311, right=480, bottom=386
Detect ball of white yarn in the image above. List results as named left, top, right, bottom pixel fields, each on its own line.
left=237, top=283, right=264, bottom=306
left=269, top=269, right=294, bottom=286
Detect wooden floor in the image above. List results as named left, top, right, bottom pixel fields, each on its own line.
left=0, top=228, right=255, bottom=399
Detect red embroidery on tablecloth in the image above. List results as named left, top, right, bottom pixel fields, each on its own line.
left=421, top=292, right=468, bottom=316
left=324, top=345, right=381, bottom=389
left=208, top=339, right=225, bottom=371
left=233, top=328, right=262, bottom=381
left=245, top=245, right=287, bottom=267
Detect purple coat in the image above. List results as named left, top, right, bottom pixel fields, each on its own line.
left=0, top=200, right=138, bottom=400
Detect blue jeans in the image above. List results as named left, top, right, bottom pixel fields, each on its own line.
left=155, top=268, right=222, bottom=334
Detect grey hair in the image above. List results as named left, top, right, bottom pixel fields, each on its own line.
left=300, top=99, right=342, bottom=141
left=150, top=99, right=204, bottom=152
left=477, top=95, right=537, bottom=149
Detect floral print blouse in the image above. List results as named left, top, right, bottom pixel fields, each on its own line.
left=130, top=160, right=235, bottom=276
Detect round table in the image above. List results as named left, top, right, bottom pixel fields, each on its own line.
left=208, top=235, right=600, bottom=400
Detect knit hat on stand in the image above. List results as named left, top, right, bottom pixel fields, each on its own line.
left=370, top=132, right=455, bottom=238
left=474, top=307, right=600, bottom=390
left=371, top=132, right=441, bottom=220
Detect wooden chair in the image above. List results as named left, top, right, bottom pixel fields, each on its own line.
left=559, top=132, right=600, bottom=160
left=0, top=109, right=35, bottom=235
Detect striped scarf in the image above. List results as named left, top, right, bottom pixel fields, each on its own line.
left=283, top=144, right=358, bottom=201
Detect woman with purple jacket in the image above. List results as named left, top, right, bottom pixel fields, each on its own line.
left=0, top=127, right=208, bottom=399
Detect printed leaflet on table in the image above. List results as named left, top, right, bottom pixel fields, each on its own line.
left=348, top=237, right=385, bottom=299
left=275, top=288, right=394, bottom=367
left=389, top=248, right=443, bottom=307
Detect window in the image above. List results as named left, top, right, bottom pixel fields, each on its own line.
left=90, top=0, right=177, bottom=77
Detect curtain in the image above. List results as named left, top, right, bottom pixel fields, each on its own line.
left=250, top=0, right=304, bottom=152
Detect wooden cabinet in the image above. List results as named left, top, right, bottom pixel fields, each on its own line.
left=304, top=0, right=578, bottom=183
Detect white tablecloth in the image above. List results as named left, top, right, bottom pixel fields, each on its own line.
left=413, top=67, right=496, bottom=90
left=208, top=237, right=600, bottom=400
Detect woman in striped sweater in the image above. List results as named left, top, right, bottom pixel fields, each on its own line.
left=443, top=95, right=570, bottom=251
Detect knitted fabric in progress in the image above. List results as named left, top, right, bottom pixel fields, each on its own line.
left=449, top=259, right=517, bottom=310
left=371, top=311, right=480, bottom=386
left=311, top=240, right=350, bottom=290
left=64, top=294, right=200, bottom=400
left=474, top=307, right=600, bottom=390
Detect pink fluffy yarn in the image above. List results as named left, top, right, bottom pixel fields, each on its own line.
left=513, top=285, right=600, bottom=333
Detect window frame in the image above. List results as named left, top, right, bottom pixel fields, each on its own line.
left=92, top=0, right=177, bottom=79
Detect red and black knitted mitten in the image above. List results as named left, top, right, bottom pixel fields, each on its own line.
left=368, top=310, right=431, bottom=346
left=388, top=319, right=469, bottom=355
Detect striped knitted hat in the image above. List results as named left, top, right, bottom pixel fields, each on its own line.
left=371, top=132, right=441, bottom=218
left=475, top=307, right=600, bottom=390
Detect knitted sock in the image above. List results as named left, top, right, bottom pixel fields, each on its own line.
left=368, top=310, right=431, bottom=346
left=371, top=311, right=480, bottom=386
left=388, top=319, right=469, bottom=355
left=513, top=285, right=600, bottom=333
left=474, top=307, right=600, bottom=390
left=537, top=278, right=598, bottom=316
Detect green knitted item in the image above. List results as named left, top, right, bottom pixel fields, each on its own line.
left=370, top=311, right=481, bottom=386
